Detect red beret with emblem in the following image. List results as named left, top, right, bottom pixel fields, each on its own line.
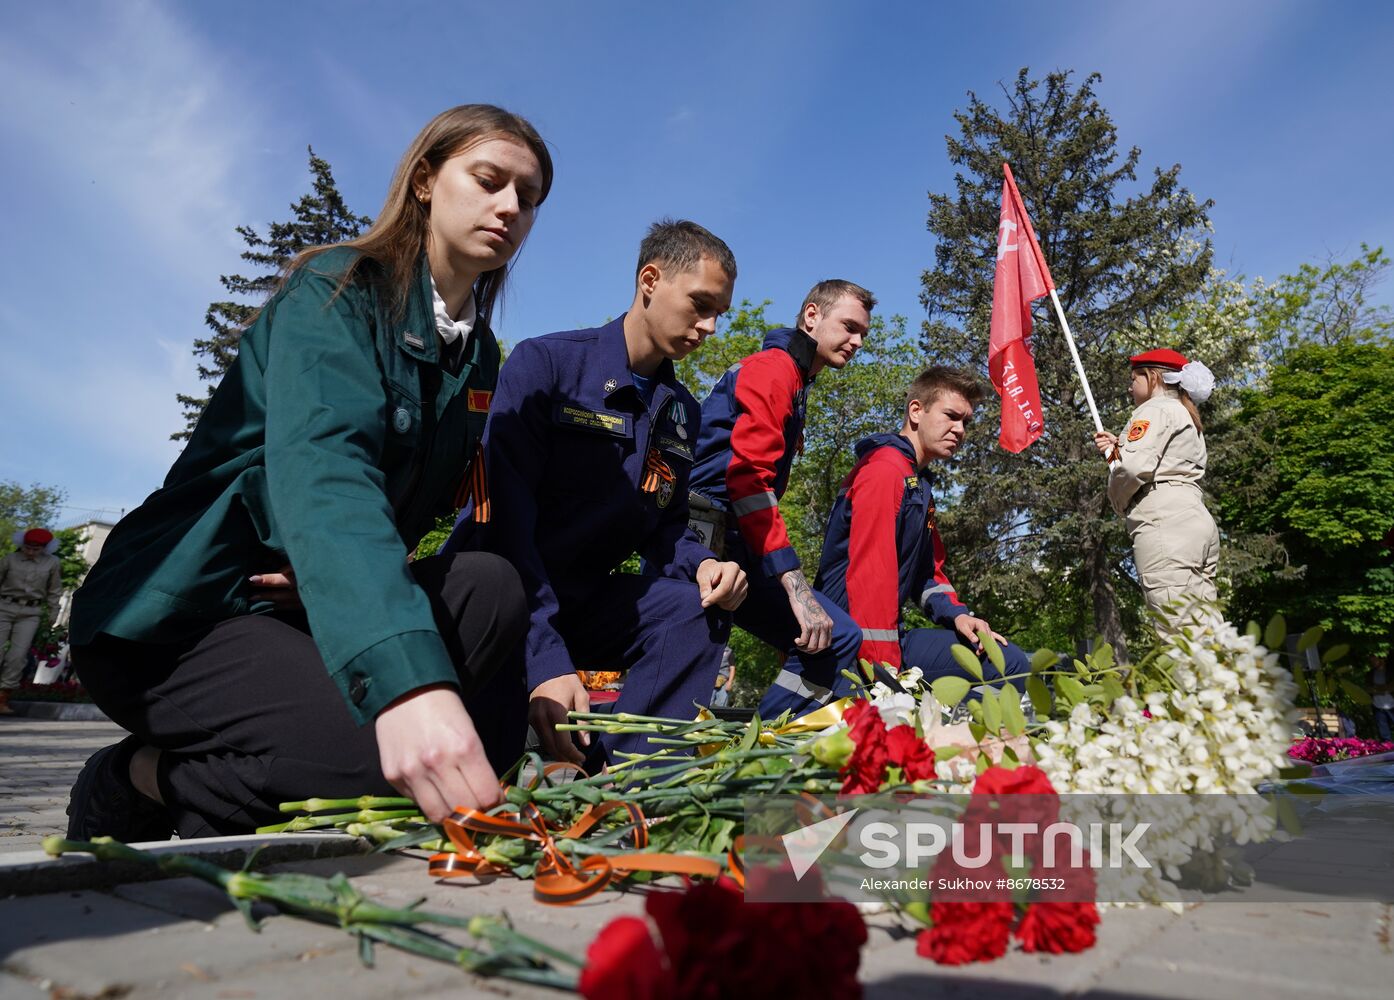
left=1129, top=349, right=1188, bottom=371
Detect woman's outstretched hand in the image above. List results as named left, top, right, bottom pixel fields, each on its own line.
left=374, top=684, right=501, bottom=823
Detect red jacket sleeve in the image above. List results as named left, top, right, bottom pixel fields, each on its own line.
left=726, top=352, right=801, bottom=577
left=845, top=453, right=906, bottom=669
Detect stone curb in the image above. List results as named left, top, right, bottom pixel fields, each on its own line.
left=5, top=700, right=110, bottom=721
left=0, top=832, right=371, bottom=898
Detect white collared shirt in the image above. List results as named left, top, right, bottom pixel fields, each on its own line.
left=430, top=276, right=476, bottom=347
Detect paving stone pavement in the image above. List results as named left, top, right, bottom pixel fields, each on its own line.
left=1, top=717, right=125, bottom=851
left=2, top=716, right=1391, bottom=998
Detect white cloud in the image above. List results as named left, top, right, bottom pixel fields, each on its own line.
left=0, top=0, right=266, bottom=284
left=0, top=0, right=272, bottom=509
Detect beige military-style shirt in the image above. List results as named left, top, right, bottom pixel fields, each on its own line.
left=0, top=549, right=63, bottom=608
left=1107, top=390, right=1207, bottom=516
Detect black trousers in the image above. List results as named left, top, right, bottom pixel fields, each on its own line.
left=72, top=552, right=527, bottom=838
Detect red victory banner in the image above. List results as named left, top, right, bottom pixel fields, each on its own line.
left=988, top=163, right=1054, bottom=452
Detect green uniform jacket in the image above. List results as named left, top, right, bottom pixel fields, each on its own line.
left=70, top=249, right=499, bottom=724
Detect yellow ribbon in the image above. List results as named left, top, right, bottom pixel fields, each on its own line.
left=694, top=697, right=858, bottom=755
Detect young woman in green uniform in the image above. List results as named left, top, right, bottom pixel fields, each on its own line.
left=66, top=105, right=552, bottom=839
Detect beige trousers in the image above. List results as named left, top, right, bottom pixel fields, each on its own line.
left=0, top=602, right=42, bottom=690
left=1126, top=482, right=1220, bottom=632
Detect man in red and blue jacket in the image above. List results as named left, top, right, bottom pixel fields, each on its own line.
left=800, top=367, right=1029, bottom=716
left=689, top=280, right=875, bottom=717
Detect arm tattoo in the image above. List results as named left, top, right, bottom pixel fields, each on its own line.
left=786, top=570, right=829, bottom=621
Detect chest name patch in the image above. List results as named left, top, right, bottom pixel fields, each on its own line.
left=1126, top=419, right=1151, bottom=443
left=654, top=435, right=693, bottom=460
left=555, top=403, right=631, bottom=437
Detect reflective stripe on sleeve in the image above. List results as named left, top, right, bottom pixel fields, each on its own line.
left=731, top=491, right=779, bottom=517
left=920, top=583, right=955, bottom=603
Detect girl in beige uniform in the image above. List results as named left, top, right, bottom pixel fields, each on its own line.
left=1093, top=349, right=1218, bottom=629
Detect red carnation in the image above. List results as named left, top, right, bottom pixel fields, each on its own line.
left=969, top=764, right=1060, bottom=856
left=915, top=901, right=1015, bottom=965
left=884, top=724, right=936, bottom=782
left=583, top=874, right=866, bottom=999
left=840, top=700, right=890, bottom=795
left=578, top=916, right=673, bottom=999
left=972, top=763, right=1056, bottom=797
left=1014, top=900, right=1100, bottom=954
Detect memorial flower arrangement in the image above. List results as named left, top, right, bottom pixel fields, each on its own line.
left=1028, top=610, right=1301, bottom=905
left=50, top=607, right=1306, bottom=986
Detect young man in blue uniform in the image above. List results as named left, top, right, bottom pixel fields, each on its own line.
left=687, top=280, right=876, bottom=718
left=806, top=367, right=1029, bottom=716
left=446, top=219, right=748, bottom=768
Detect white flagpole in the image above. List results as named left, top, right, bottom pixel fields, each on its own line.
left=1045, top=286, right=1119, bottom=466
left=1045, top=288, right=1105, bottom=435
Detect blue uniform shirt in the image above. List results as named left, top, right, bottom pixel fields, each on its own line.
left=445, top=316, right=714, bottom=690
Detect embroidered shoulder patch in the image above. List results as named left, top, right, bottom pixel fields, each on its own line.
left=1126, top=419, right=1150, bottom=443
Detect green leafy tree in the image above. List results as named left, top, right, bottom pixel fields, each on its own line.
left=674, top=299, right=772, bottom=398
left=0, top=481, right=65, bottom=553
left=1218, top=339, right=1394, bottom=660
left=175, top=148, right=372, bottom=439
left=919, top=68, right=1214, bottom=660
left=1253, top=244, right=1392, bottom=364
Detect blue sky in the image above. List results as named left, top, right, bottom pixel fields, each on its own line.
left=2, top=0, right=1392, bottom=521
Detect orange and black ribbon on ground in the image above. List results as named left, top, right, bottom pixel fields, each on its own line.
left=427, top=763, right=748, bottom=905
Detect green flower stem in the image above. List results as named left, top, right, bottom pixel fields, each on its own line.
left=343, top=821, right=440, bottom=847
left=257, top=809, right=423, bottom=834
left=524, top=747, right=792, bottom=801
left=467, top=915, right=586, bottom=969
left=357, top=924, right=576, bottom=989
left=43, top=837, right=578, bottom=990
left=278, top=795, right=416, bottom=814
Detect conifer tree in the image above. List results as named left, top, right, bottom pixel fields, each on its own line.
left=175, top=148, right=372, bottom=439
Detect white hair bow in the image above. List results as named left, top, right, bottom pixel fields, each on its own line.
left=1162, top=361, right=1214, bottom=404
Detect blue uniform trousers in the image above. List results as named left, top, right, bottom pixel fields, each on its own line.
left=740, top=577, right=864, bottom=719
left=471, top=574, right=729, bottom=772
left=756, top=624, right=1032, bottom=721
left=900, top=628, right=1031, bottom=692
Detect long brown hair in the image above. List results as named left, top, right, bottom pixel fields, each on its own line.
left=292, top=104, right=553, bottom=323
left=1137, top=366, right=1203, bottom=433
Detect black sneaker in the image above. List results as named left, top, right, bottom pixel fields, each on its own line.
left=65, top=736, right=174, bottom=843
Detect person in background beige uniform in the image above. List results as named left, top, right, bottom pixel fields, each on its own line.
left=0, top=528, right=64, bottom=714
left=1093, top=349, right=1218, bottom=631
